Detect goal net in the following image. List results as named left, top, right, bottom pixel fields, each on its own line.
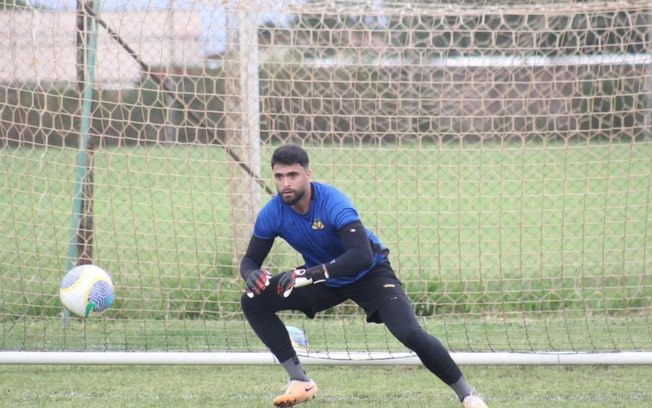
left=1, top=0, right=650, bottom=364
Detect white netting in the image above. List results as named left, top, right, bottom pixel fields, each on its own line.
left=0, top=0, right=650, bottom=358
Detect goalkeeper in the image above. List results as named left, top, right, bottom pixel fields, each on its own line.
left=240, top=144, right=488, bottom=408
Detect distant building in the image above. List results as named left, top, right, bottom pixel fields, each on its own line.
left=1, top=9, right=206, bottom=86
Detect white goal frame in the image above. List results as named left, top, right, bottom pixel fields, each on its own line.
left=2, top=0, right=650, bottom=367
left=2, top=351, right=652, bottom=365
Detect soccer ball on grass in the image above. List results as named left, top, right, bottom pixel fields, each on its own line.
left=286, top=325, right=308, bottom=353
left=60, top=264, right=115, bottom=318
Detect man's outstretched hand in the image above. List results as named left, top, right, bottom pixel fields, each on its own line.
left=277, top=266, right=329, bottom=298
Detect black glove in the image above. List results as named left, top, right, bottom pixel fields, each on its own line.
left=243, top=269, right=272, bottom=297
left=277, top=264, right=329, bottom=298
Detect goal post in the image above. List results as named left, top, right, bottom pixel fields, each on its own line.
left=0, top=0, right=650, bottom=365
left=2, top=351, right=652, bottom=365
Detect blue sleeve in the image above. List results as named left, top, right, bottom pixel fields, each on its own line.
left=252, top=199, right=279, bottom=240
left=325, top=187, right=360, bottom=229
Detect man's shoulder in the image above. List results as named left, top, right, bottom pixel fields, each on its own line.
left=312, top=182, right=345, bottom=198
left=259, top=194, right=284, bottom=216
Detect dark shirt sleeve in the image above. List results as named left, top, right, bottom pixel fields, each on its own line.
left=239, top=235, right=274, bottom=279
left=324, top=220, right=374, bottom=278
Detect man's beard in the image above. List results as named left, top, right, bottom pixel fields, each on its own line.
left=280, top=189, right=305, bottom=206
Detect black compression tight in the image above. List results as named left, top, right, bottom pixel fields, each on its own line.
left=240, top=292, right=308, bottom=364
left=375, top=297, right=463, bottom=385
left=241, top=291, right=463, bottom=386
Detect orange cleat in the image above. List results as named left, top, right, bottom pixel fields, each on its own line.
left=462, top=394, right=488, bottom=408
left=272, top=379, right=318, bottom=407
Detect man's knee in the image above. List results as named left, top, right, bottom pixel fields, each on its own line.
left=394, top=325, right=428, bottom=348
left=240, top=292, right=261, bottom=317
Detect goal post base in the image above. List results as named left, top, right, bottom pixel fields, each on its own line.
left=1, top=351, right=651, bottom=365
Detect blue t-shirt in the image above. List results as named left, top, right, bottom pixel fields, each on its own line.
left=253, top=182, right=386, bottom=287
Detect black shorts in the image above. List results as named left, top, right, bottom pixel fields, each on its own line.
left=258, top=260, right=409, bottom=324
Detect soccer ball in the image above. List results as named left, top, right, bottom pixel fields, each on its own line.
left=286, top=325, right=308, bottom=353
left=60, top=264, right=115, bottom=318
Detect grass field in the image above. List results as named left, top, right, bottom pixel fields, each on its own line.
left=3, top=142, right=650, bottom=319
left=2, top=141, right=651, bottom=357
left=1, top=364, right=651, bottom=407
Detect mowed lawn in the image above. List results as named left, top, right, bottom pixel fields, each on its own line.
left=1, top=364, right=651, bottom=407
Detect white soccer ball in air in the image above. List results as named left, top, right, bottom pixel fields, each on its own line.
left=60, top=264, right=115, bottom=318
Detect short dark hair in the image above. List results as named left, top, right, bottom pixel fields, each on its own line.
left=271, top=144, right=309, bottom=168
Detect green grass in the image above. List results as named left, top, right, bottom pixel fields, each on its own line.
left=1, top=364, right=651, bottom=407
left=2, top=314, right=650, bottom=353
left=1, top=141, right=651, bottom=353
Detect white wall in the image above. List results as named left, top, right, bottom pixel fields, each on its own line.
left=1, top=9, right=206, bottom=86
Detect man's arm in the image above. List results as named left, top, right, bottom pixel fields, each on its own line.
left=240, top=235, right=275, bottom=296
left=277, top=220, right=375, bottom=297
left=324, top=220, right=374, bottom=277
left=240, top=235, right=274, bottom=277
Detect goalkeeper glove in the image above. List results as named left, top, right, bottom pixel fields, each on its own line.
left=277, top=265, right=330, bottom=298
left=243, top=269, right=272, bottom=297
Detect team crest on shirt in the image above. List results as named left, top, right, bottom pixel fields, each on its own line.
left=311, top=219, right=324, bottom=230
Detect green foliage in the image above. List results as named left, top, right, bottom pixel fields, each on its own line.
left=293, top=8, right=648, bottom=57
left=0, top=71, right=227, bottom=147
left=3, top=57, right=648, bottom=148
left=0, top=0, right=27, bottom=10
